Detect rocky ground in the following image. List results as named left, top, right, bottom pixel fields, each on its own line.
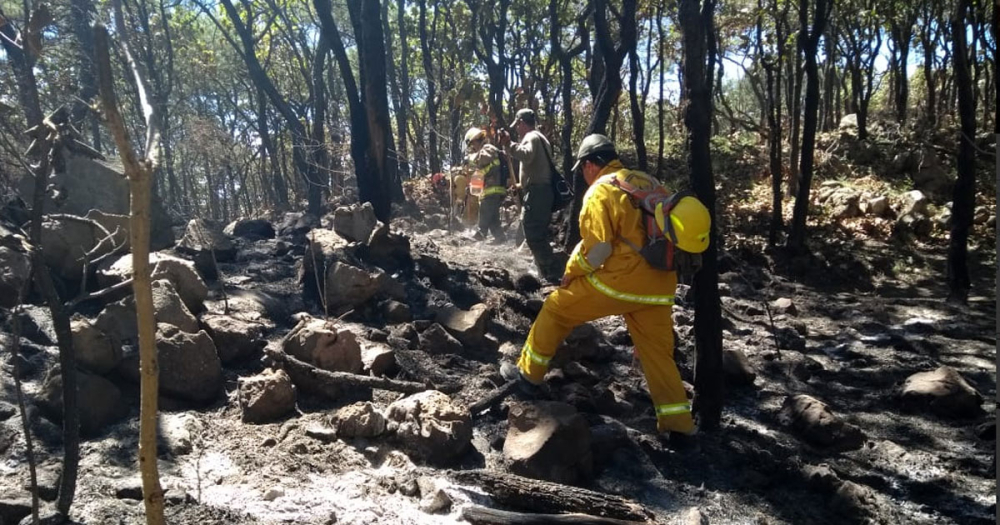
left=0, top=130, right=996, bottom=525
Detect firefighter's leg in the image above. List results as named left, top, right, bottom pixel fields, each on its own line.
left=624, top=306, right=694, bottom=434
left=517, top=277, right=633, bottom=383
left=486, top=194, right=506, bottom=241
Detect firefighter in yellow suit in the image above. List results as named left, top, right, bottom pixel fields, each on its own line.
left=502, top=134, right=711, bottom=436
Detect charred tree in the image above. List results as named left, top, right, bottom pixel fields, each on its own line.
left=838, top=2, right=882, bottom=141
left=888, top=5, right=917, bottom=125
left=316, top=0, right=398, bottom=223
left=678, top=0, right=723, bottom=428
left=0, top=8, right=81, bottom=518
left=567, top=0, right=636, bottom=249
left=761, top=0, right=787, bottom=246
left=418, top=0, right=441, bottom=174
left=788, top=0, right=831, bottom=252
left=947, top=0, right=977, bottom=303
left=466, top=0, right=512, bottom=129
left=69, top=0, right=101, bottom=152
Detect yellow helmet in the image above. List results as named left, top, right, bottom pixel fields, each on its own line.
left=655, top=196, right=711, bottom=254
left=464, top=127, right=486, bottom=146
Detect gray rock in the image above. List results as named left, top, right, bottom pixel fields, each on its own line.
left=238, top=368, right=297, bottom=424
left=386, top=390, right=472, bottom=465
left=15, top=305, right=56, bottom=345
left=283, top=317, right=363, bottom=373
left=781, top=395, right=865, bottom=451
left=900, top=190, right=929, bottom=217
left=416, top=477, right=452, bottom=514
left=38, top=216, right=99, bottom=281
left=118, top=324, right=222, bottom=404
left=17, top=152, right=173, bottom=249
left=151, top=279, right=199, bottom=333
left=0, top=244, right=30, bottom=308
left=177, top=218, right=236, bottom=262
left=723, top=348, right=756, bottom=387
left=504, top=401, right=593, bottom=484
left=772, top=297, right=798, bottom=316
left=333, top=402, right=386, bottom=438
left=99, top=252, right=208, bottom=314
left=333, top=202, right=379, bottom=243
left=901, top=366, right=983, bottom=418
left=683, top=507, right=709, bottom=525
left=838, top=114, right=858, bottom=135
left=224, top=218, right=275, bottom=240
left=432, top=303, right=490, bottom=348
left=160, top=413, right=204, bottom=455
left=39, top=368, right=127, bottom=437
left=71, top=317, right=122, bottom=374
left=419, top=323, right=464, bottom=355
left=0, top=497, right=32, bottom=524
left=912, top=149, right=953, bottom=196
left=866, top=196, right=890, bottom=217
left=414, top=254, right=449, bottom=283
left=201, top=314, right=266, bottom=364
left=361, top=343, right=396, bottom=377
left=382, top=300, right=413, bottom=323
left=276, top=212, right=320, bottom=241
left=325, top=261, right=386, bottom=309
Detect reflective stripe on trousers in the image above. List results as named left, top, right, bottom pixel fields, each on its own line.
left=585, top=273, right=674, bottom=306
left=656, top=402, right=692, bottom=416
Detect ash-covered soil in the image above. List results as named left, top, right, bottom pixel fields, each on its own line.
left=0, top=185, right=995, bottom=525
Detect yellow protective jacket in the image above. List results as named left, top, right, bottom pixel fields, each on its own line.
left=466, top=143, right=506, bottom=198
left=564, top=160, right=677, bottom=305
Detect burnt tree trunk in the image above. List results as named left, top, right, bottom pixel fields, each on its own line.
left=397, top=0, right=413, bottom=179
left=762, top=0, right=786, bottom=246
left=419, top=0, right=441, bottom=174
left=627, top=28, right=646, bottom=171
left=70, top=0, right=101, bottom=152
left=788, top=0, right=831, bottom=252
left=947, top=0, right=977, bottom=303
left=678, top=0, right=724, bottom=428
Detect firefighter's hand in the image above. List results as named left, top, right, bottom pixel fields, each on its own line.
left=498, top=130, right=510, bottom=145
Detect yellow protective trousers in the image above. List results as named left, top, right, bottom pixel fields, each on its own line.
left=516, top=277, right=694, bottom=434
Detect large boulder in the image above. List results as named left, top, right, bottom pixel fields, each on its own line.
left=900, top=190, right=930, bottom=217
left=333, top=202, right=379, bottom=243
left=781, top=395, right=865, bottom=451
left=218, top=289, right=286, bottom=328
left=238, top=368, right=296, bottom=423
left=39, top=215, right=101, bottom=281
left=0, top=228, right=31, bottom=308
left=282, top=317, right=363, bottom=373
left=901, top=366, right=983, bottom=418
left=723, top=348, right=756, bottom=387
left=503, top=401, right=593, bottom=484
left=838, top=114, right=858, bottom=136
left=361, top=343, right=396, bottom=377
left=386, top=390, right=472, bottom=465
left=17, top=152, right=173, bottom=249
left=325, top=261, right=386, bottom=310
left=151, top=279, right=199, bottom=333
left=332, top=402, right=387, bottom=438
left=98, top=252, right=208, bottom=314
left=39, top=368, right=127, bottom=437
left=362, top=222, right=413, bottom=272
left=276, top=212, right=320, bottom=244
left=201, top=314, right=267, bottom=364
left=118, top=324, right=223, bottom=404
left=912, top=149, right=953, bottom=197
left=71, top=317, right=122, bottom=374
left=432, top=303, right=490, bottom=348
left=224, top=218, right=276, bottom=240
left=177, top=218, right=236, bottom=277
left=418, top=323, right=465, bottom=355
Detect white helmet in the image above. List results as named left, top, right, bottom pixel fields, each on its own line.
left=464, top=127, right=486, bottom=146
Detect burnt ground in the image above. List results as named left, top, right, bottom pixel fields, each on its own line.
left=0, top=178, right=996, bottom=525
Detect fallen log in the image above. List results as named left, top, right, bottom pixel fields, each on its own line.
left=469, top=380, right=519, bottom=416
left=266, top=349, right=430, bottom=400
left=449, top=470, right=651, bottom=522
left=462, top=505, right=649, bottom=525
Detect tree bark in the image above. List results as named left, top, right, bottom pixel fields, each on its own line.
left=462, top=506, right=648, bottom=525
left=69, top=0, right=102, bottom=152
left=449, top=470, right=651, bottom=522
left=418, top=0, right=441, bottom=174
left=628, top=30, right=647, bottom=171
left=96, top=14, right=166, bottom=523
left=397, top=0, right=413, bottom=179
left=947, top=0, right=976, bottom=303
left=678, top=0, right=723, bottom=429
left=1, top=11, right=82, bottom=520
left=788, top=0, right=830, bottom=252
